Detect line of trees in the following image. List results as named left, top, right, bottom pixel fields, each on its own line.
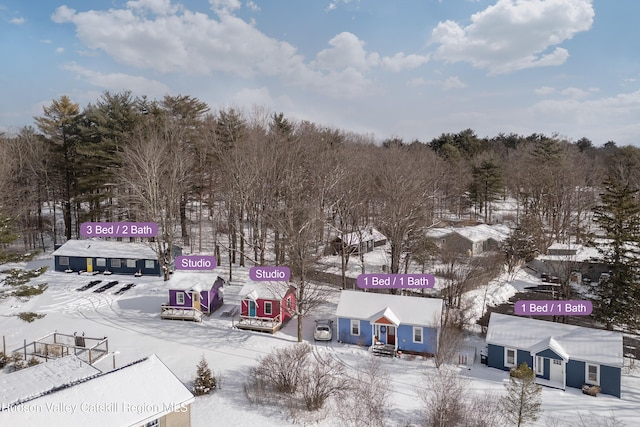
left=2, top=91, right=640, bottom=330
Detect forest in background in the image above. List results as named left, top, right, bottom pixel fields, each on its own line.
left=1, top=90, right=640, bottom=332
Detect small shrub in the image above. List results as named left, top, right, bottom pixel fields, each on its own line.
left=16, top=312, right=46, bottom=323
left=11, top=353, right=25, bottom=371
left=193, top=355, right=216, bottom=396
left=0, top=352, right=7, bottom=368
left=27, top=356, right=41, bottom=367
left=14, top=284, right=48, bottom=298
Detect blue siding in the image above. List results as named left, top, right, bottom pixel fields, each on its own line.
left=55, top=255, right=160, bottom=276
left=536, top=348, right=563, bottom=360
left=601, top=365, right=621, bottom=398
left=396, top=325, right=438, bottom=354
left=517, top=349, right=533, bottom=369
left=566, top=359, right=585, bottom=390
left=487, top=344, right=505, bottom=370
left=337, top=318, right=372, bottom=346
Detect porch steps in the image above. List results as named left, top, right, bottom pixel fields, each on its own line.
left=372, top=344, right=396, bottom=357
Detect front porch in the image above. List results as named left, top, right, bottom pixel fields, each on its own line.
left=371, top=343, right=396, bottom=357
left=161, top=304, right=203, bottom=322
left=235, top=314, right=282, bottom=333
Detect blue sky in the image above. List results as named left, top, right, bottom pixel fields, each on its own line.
left=1, top=0, right=639, bottom=146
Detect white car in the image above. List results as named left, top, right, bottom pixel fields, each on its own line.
left=314, top=319, right=333, bottom=341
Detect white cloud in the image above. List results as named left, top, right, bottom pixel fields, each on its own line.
left=56, top=47, right=65, bottom=54
left=443, top=76, right=466, bottom=90
left=405, top=76, right=465, bottom=90
left=314, top=32, right=379, bottom=72
left=560, top=87, right=591, bottom=99
left=431, top=0, right=594, bottom=74
left=535, top=86, right=555, bottom=95
left=326, top=0, right=353, bottom=13
left=381, top=52, right=429, bottom=72
left=40, top=39, right=53, bottom=44
left=209, top=0, right=241, bottom=15
left=10, top=17, right=25, bottom=24
left=246, top=1, right=260, bottom=12
left=126, top=0, right=179, bottom=15
left=63, top=63, right=171, bottom=97
left=232, top=87, right=292, bottom=110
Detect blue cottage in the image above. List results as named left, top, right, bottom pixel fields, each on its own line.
left=486, top=313, right=623, bottom=398
left=336, top=291, right=443, bottom=356
left=52, top=239, right=169, bottom=276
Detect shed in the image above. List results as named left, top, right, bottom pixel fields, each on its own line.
left=236, top=282, right=297, bottom=333
left=161, top=272, right=226, bottom=322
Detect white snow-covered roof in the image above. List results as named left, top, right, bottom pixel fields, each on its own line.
left=339, top=228, right=386, bottom=245
left=539, top=243, right=601, bottom=262
left=453, top=223, right=510, bottom=243
left=52, top=239, right=157, bottom=259
left=486, top=313, right=623, bottom=367
left=168, top=271, right=219, bottom=292
left=336, top=291, right=443, bottom=327
left=425, top=227, right=456, bottom=239
left=0, top=355, right=101, bottom=408
left=239, top=281, right=292, bottom=301
left=0, top=354, right=195, bottom=427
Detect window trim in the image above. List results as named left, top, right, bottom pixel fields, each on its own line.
left=176, top=291, right=185, bottom=305
left=505, top=347, right=516, bottom=368
left=264, top=301, right=272, bottom=315
left=59, top=256, right=69, bottom=266
left=413, top=326, right=423, bottom=343
left=350, top=319, right=360, bottom=336
left=535, top=356, right=544, bottom=375
left=585, top=363, right=600, bottom=386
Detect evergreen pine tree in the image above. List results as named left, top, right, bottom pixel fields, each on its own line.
left=193, top=355, right=216, bottom=396
left=501, top=363, right=542, bottom=427
left=591, top=174, right=640, bottom=330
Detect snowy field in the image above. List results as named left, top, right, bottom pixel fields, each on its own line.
left=1, top=259, right=640, bottom=426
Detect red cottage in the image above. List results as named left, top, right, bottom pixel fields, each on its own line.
left=236, top=282, right=297, bottom=333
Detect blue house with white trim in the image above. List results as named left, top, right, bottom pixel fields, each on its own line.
left=52, top=239, right=174, bottom=276
left=336, top=291, right=443, bottom=355
left=486, top=313, right=623, bottom=398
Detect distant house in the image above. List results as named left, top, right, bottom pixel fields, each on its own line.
left=52, top=239, right=181, bottom=276
left=0, top=354, right=195, bottom=426
left=236, top=282, right=297, bottom=333
left=329, top=228, right=387, bottom=256
left=529, top=242, right=608, bottom=283
left=336, top=291, right=443, bottom=356
left=426, top=224, right=509, bottom=256
left=161, top=272, right=226, bottom=322
left=486, top=313, right=623, bottom=398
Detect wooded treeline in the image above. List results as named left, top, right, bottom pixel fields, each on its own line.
left=2, top=91, right=640, bottom=329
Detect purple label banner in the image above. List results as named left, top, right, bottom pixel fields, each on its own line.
left=250, top=266, right=291, bottom=281
left=357, top=274, right=435, bottom=289
left=80, top=222, right=158, bottom=238
left=514, top=300, right=592, bottom=316
left=175, top=255, right=216, bottom=270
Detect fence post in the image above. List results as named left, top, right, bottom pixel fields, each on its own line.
left=2, top=335, right=5, bottom=355
left=24, top=339, right=27, bottom=361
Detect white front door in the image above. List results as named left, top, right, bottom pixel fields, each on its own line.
left=549, top=359, right=564, bottom=387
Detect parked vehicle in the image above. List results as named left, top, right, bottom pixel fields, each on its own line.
left=314, top=319, right=333, bottom=341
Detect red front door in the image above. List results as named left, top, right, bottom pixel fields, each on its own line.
left=387, top=326, right=396, bottom=345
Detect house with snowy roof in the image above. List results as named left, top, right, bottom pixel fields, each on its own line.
left=0, top=354, right=195, bottom=426
left=336, top=291, right=443, bottom=357
left=161, top=272, right=226, bottom=322
left=235, top=281, right=297, bottom=333
left=486, top=313, right=623, bottom=397
left=328, top=227, right=387, bottom=256
left=426, top=224, right=510, bottom=256
left=52, top=238, right=181, bottom=276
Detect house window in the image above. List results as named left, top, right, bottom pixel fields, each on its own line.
left=176, top=292, right=185, bottom=305
left=586, top=364, right=600, bottom=385
left=145, top=260, right=155, bottom=269
left=59, top=256, right=69, bottom=266
left=126, top=259, right=136, bottom=268
left=264, top=301, right=272, bottom=315
left=505, top=348, right=516, bottom=367
left=350, top=319, right=360, bottom=336
left=413, top=327, right=423, bottom=343
left=96, top=258, right=106, bottom=267
left=111, top=258, right=121, bottom=268
left=535, top=356, right=543, bottom=375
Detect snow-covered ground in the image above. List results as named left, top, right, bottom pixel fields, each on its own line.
left=1, top=259, right=639, bottom=426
